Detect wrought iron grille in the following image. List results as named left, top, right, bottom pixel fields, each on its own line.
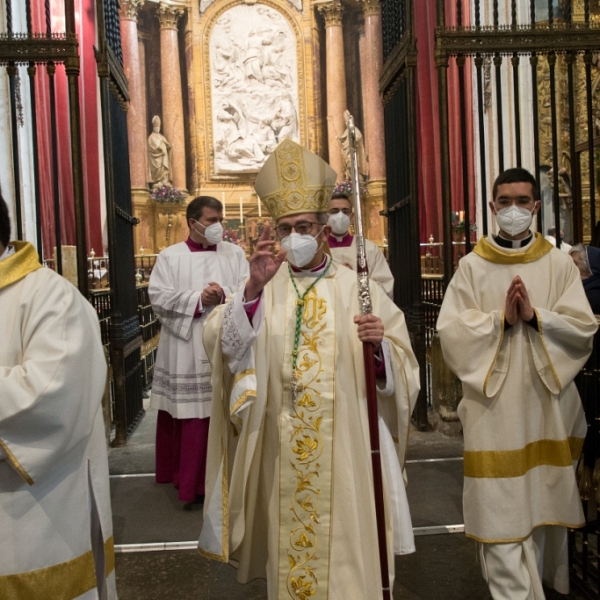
left=380, top=0, right=429, bottom=428
left=436, top=0, right=600, bottom=275
left=381, top=0, right=408, bottom=62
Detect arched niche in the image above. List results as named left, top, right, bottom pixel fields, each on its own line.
left=202, top=0, right=306, bottom=177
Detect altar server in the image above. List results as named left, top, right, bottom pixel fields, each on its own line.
left=437, top=168, right=597, bottom=599
left=199, top=140, right=419, bottom=599
left=327, top=190, right=394, bottom=298
left=149, top=196, right=248, bottom=507
left=0, top=195, right=116, bottom=599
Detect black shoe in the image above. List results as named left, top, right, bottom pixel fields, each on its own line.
left=183, top=495, right=205, bottom=511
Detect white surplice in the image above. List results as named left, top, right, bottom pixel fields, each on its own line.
left=0, top=242, right=116, bottom=600
left=329, top=235, right=394, bottom=298
left=149, top=240, right=249, bottom=419
left=199, top=259, right=419, bottom=600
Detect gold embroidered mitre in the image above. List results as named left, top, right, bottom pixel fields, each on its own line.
left=254, top=139, right=337, bottom=220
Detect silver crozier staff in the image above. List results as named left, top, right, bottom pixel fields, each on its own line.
left=347, top=114, right=391, bottom=600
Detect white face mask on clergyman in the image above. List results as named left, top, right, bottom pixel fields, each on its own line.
left=281, top=228, right=324, bottom=268
left=194, top=221, right=223, bottom=245
left=495, top=205, right=533, bottom=237
left=328, top=212, right=351, bottom=236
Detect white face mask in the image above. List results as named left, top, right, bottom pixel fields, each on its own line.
left=281, top=228, right=324, bottom=268
left=495, top=205, right=533, bottom=237
left=193, top=220, right=223, bottom=245
left=328, top=212, right=351, bottom=235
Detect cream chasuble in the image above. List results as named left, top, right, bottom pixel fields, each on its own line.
left=199, top=260, right=419, bottom=600
left=0, top=242, right=116, bottom=599
left=149, top=240, right=248, bottom=419
left=437, top=233, right=597, bottom=543
left=329, top=237, right=394, bottom=299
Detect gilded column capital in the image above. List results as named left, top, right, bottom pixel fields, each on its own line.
left=315, top=0, right=344, bottom=26
left=359, top=0, right=381, bottom=17
left=157, top=3, right=185, bottom=30
left=120, top=0, right=145, bottom=21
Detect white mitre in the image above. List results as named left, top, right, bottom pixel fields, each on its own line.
left=254, top=139, right=337, bottom=220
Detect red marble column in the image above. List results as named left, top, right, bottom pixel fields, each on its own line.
left=360, top=0, right=386, bottom=180
left=120, top=0, right=147, bottom=189
left=138, top=33, right=149, bottom=148
left=318, top=0, right=347, bottom=182
left=157, top=3, right=187, bottom=191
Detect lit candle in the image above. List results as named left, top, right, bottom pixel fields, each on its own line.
left=240, top=196, right=244, bottom=223
left=222, top=191, right=226, bottom=219
left=258, top=198, right=262, bottom=217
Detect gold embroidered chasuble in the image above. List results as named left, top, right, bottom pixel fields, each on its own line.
left=199, top=261, right=420, bottom=599
left=437, top=234, right=598, bottom=543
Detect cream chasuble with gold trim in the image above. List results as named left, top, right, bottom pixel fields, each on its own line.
left=199, top=260, right=420, bottom=600
left=437, top=234, right=597, bottom=543
left=0, top=243, right=116, bottom=599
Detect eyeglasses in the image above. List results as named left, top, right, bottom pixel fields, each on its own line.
left=275, top=221, right=320, bottom=237
left=328, top=208, right=352, bottom=216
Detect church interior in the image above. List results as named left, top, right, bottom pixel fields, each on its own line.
left=2, top=0, right=600, bottom=597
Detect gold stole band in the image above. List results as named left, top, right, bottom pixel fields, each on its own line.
left=278, top=277, right=335, bottom=599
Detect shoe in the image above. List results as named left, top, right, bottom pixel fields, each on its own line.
left=183, top=495, right=205, bottom=511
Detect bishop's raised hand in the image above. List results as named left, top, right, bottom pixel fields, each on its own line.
left=245, top=225, right=287, bottom=301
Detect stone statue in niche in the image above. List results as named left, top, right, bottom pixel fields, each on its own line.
left=210, top=5, right=300, bottom=174
left=147, top=115, right=172, bottom=189
left=337, top=110, right=369, bottom=183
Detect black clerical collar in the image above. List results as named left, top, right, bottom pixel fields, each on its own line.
left=494, top=232, right=533, bottom=249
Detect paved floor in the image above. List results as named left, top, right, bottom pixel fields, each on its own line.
left=108, top=406, right=580, bottom=599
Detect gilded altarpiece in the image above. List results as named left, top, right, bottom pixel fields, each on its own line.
left=189, top=0, right=324, bottom=236
left=535, top=5, right=600, bottom=243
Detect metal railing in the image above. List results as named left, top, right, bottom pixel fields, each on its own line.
left=42, top=252, right=161, bottom=444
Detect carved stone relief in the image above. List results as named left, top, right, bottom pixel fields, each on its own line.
left=209, top=4, right=300, bottom=174
left=201, top=0, right=303, bottom=14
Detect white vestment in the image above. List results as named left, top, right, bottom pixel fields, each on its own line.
left=149, top=241, right=249, bottom=419
left=329, top=235, right=394, bottom=299
left=0, top=242, right=116, bottom=600
left=199, top=259, right=419, bottom=600
left=437, top=233, right=597, bottom=596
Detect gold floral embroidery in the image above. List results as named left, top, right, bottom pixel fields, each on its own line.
left=283, top=289, right=333, bottom=599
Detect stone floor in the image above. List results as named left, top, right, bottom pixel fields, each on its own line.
left=108, top=405, right=582, bottom=599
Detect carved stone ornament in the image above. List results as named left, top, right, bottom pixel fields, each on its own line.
left=157, top=3, right=185, bottom=30
left=120, top=0, right=145, bottom=21
left=200, top=0, right=217, bottom=13
left=317, top=0, right=343, bottom=26
left=359, top=0, right=381, bottom=18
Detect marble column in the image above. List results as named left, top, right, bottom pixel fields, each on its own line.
left=157, top=3, right=187, bottom=191
left=120, top=0, right=147, bottom=189
left=359, top=0, right=387, bottom=245
left=138, top=32, right=148, bottom=140
left=360, top=0, right=386, bottom=181
left=317, top=0, right=347, bottom=182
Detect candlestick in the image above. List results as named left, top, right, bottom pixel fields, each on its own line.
left=222, top=191, right=226, bottom=219
left=258, top=198, right=262, bottom=217
left=240, top=196, right=244, bottom=223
